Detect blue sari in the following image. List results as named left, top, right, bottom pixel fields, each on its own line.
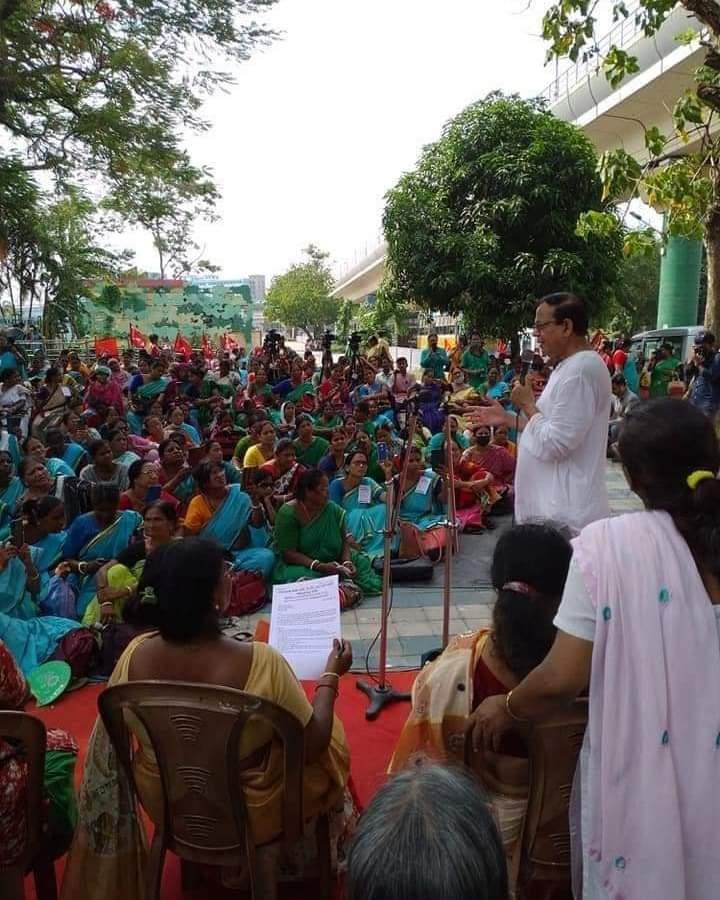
left=66, top=510, right=142, bottom=616
left=201, top=484, right=275, bottom=579
left=329, top=476, right=388, bottom=559
left=0, top=612, right=80, bottom=675
left=0, top=548, right=42, bottom=619
left=32, top=531, right=67, bottom=603
left=399, top=468, right=445, bottom=531
left=0, top=477, right=23, bottom=541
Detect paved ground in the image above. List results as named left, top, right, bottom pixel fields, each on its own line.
left=239, top=462, right=642, bottom=672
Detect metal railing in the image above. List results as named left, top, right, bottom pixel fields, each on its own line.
left=539, top=1, right=645, bottom=105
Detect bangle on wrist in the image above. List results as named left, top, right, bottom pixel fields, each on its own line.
left=320, top=671, right=340, bottom=681
left=78, top=562, right=87, bottom=575
left=310, top=559, right=320, bottom=571
left=505, top=690, right=527, bottom=723
left=314, top=682, right=338, bottom=698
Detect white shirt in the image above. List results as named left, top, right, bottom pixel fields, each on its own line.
left=515, top=350, right=611, bottom=532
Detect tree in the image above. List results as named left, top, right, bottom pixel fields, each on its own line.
left=540, top=1, right=720, bottom=331
left=382, top=93, right=623, bottom=338
left=265, top=246, right=340, bottom=340
left=604, top=241, right=662, bottom=335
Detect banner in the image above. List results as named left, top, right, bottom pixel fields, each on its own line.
left=94, top=336, right=119, bottom=358
left=174, top=331, right=192, bottom=361
left=129, top=324, right=149, bottom=350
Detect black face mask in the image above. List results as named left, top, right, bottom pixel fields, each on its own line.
left=476, top=435, right=491, bottom=447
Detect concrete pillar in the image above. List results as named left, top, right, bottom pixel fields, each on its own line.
left=656, top=235, right=703, bottom=329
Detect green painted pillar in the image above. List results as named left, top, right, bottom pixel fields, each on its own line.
left=656, top=235, right=703, bottom=329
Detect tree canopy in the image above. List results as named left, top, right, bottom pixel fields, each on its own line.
left=540, top=0, right=720, bottom=329
left=382, top=93, right=623, bottom=337
left=265, top=245, right=340, bottom=340
left=0, top=0, right=278, bottom=334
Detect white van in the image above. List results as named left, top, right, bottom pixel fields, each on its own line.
left=630, top=326, right=705, bottom=364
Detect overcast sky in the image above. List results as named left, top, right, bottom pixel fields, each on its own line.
left=116, top=0, right=572, bottom=282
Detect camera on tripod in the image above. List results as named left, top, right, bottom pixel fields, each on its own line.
left=347, top=331, right=363, bottom=355
left=321, top=330, right=335, bottom=352
left=263, top=329, right=282, bottom=356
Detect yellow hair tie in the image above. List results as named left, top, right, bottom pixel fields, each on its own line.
left=686, top=470, right=715, bottom=491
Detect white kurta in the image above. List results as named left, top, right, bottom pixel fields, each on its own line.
left=515, top=350, right=611, bottom=532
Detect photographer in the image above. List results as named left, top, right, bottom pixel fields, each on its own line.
left=690, top=331, right=720, bottom=416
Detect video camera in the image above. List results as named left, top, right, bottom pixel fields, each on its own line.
left=347, top=331, right=363, bottom=355
left=321, top=330, right=335, bottom=352
left=263, top=329, right=282, bottom=356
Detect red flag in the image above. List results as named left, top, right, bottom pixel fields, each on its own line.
left=221, top=332, right=239, bottom=352
left=129, top=324, right=149, bottom=350
left=201, top=334, right=214, bottom=361
left=95, top=336, right=119, bottom=358
left=174, top=331, right=192, bottom=361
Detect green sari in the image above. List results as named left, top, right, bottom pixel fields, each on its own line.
left=294, top=435, right=329, bottom=468
left=273, top=501, right=381, bottom=596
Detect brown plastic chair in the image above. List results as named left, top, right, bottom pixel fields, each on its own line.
left=0, top=711, right=58, bottom=900
left=99, top=680, right=331, bottom=900
left=464, top=699, right=587, bottom=900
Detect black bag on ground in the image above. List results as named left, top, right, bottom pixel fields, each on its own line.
left=371, top=556, right=434, bottom=583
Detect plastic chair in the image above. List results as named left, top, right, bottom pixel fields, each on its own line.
left=99, top=681, right=331, bottom=900
left=0, top=711, right=58, bottom=900
left=465, top=699, right=587, bottom=900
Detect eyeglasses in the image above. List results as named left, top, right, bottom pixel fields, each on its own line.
left=533, top=319, right=557, bottom=333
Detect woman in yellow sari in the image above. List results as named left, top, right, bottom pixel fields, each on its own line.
left=61, top=537, right=355, bottom=900
left=388, top=524, right=572, bottom=855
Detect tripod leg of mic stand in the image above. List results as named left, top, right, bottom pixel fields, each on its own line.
left=355, top=679, right=412, bottom=721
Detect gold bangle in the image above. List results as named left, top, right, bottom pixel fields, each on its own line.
left=320, top=671, right=340, bottom=681
left=505, top=690, right=527, bottom=723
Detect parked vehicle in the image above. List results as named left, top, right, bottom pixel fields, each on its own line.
left=631, top=326, right=705, bottom=365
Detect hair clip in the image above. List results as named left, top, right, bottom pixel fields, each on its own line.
left=140, top=586, right=158, bottom=606
left=502, top=581, right=534, bottom=596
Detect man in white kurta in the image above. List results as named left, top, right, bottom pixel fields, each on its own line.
left=477, top=293, right=612, bottom=533
left=514, top=349, right=611, bottom=530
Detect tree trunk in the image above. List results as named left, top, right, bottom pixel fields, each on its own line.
left=704, top=172, right=720, bottom=333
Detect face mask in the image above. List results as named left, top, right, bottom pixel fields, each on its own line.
left=476, top=435, right=491, bottom=447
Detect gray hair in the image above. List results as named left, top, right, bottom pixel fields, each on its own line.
left=347, top=764, right=507, bottom=900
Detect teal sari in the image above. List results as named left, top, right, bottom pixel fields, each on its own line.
left=399, top=468, right=445, bottom=531
left=0, top=477, right=23, bottom=542
left=47, top=457, right=75, bottom=478
left=114, top=450, right=141, bottom=468
left=0, top=611, right=80, bottom=675
left=73, top=511, right=142, bottom=616
left=62, top=442, right=86, bottom=473
left=126, top=410, right=144, bottom=436
left=200, top=484, right=275, bottom=579
left=0, top=547, right=41, bottom=619
left=328, top=476, right=388, bottom=560
left=136, top=376, right=169, bottom=403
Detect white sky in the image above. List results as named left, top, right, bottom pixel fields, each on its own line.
left=120, top=0, right=559, bottom=282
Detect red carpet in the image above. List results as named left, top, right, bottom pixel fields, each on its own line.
left=26, top=669, right=417, bottom=899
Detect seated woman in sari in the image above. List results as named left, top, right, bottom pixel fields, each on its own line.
left=118, top=459, right=179, bottom=516
left=426, top=414, right=469, bottom=456
left=204, top=438, right=242, bottom=485
left=0, top=542, right=42, bottom=619
left=329, top=449, right=393, bottom=561
left=82, top=501, right=178, bottom=626
left=23, top=435, right=74, bottom=478
left=397, top=446, right=448, bottom=560
left=410, top=371, right=447, bottom=435
left=62, top=483, right=142, bottom=618
left=433, top=441, right=500, bottom=534
left=108, top=427, right=141, bottom=469
left=273, top=469, right=381, bottom=601
left=0, top=450, right=23, bottom=541
left=312, top=401, right=343, bottom=438
left=79, top=439, right=130, bottom=490
left=85, top=365, right=124, bottom=416
left=31, top=366, right=67, bottom=440
left=293, top=414, right=329, bottom=468
left=389, top=524, right=572, bottom=856
left=268, top=399, right=297, bottom=437
left=491, top=424, right=517, bottom=458
left=24, top=495, right=66, bottom=606
left=243, top=420, right=277, bottom=469
left=156, top=437, right=194, bottom=509
left=260, top=438, right=304, bottom=508
left=132, top=358, right=169, bottom=414
left=163, top=404, right=201, bottom=446
left=47, top=424, right=86, bottom=474
left=62, top=539, right=355, bottom=900
left=18, top=458, right=67, bottom=512
left=462, top=425, right=515, bottom=508
left=0, top=640, right=78, bottom=867
left=184, top=461, right=275, bottom=581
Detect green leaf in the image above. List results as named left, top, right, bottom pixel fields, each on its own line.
left=602, top=47, right=640, bottom=88
left=644, top=126, right=667, bottom=157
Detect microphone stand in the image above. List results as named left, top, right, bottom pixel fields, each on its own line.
left=441, top=414, right=460, bottom=649
left=356, top=414, right=417, bottom=720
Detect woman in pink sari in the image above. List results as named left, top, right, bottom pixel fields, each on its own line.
left=470, top=398, right=720, bottom=900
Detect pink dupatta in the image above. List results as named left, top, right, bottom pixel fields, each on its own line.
left=573, top=510, right=720, bottom=899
